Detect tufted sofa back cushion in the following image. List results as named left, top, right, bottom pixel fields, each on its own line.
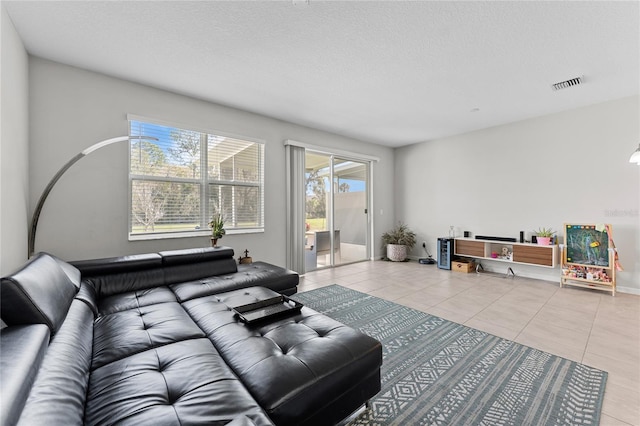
left=1, top=253, right=80, bottom=335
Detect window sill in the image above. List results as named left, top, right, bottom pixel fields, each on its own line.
left=128, top=228, right=264, bottom=241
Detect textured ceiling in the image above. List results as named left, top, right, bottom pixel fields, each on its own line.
left=4, top=1, right=639, bottom=147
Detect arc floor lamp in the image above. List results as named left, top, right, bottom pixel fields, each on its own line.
left=28, top=135, right=157, bottom=257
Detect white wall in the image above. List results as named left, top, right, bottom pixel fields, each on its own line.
left=28, top=58, right=396, bottom=266
left=21, top=56, right=640, bottom=294
left=0, top=6, right=29, bottom=275
left=396, top=96, right=640, bottom=294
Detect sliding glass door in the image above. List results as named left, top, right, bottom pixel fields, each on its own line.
left=332, top=157, right=368, bottom=266
left=304, top=152, right=369, bottom=270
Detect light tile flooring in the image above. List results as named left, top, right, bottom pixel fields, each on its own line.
left=299, top=260, right=640, bottom=426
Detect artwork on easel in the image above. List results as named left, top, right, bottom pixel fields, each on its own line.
left=564, top=224, right=610, bottom=267
left=561, top=223, right=618, bottom=295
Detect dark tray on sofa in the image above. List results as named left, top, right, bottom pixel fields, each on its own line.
left=233, top=295, right=303, bottom=324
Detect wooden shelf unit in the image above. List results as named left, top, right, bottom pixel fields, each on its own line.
left=560, top=247, right=616, bottom=296
left=454, top=238, right=558, bottom=268
left=560, top=275, right=616, bottom=296
left=560, top=224, right=617, bottom=296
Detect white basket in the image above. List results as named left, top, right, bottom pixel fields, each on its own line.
left=386, top=244, right=407, bottom=262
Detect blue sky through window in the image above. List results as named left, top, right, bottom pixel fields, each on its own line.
left=130, top=121, right=174, bottom=154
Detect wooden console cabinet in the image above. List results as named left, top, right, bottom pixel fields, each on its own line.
left=454, top=238, right=557, bottom=268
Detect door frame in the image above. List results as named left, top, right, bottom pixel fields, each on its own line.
left=329, top=154, right=371, bottom=267
left=284, top=140, right=379, bottom=273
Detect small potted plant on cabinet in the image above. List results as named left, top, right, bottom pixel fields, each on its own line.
left=209, top=213, right=226, bottom=247
left=533, top=227, right=555, bottom=245
left=381, top=222, right=417, bottom=262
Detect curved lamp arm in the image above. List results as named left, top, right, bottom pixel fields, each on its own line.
left=28, top=135, right=158, bottom=257
left=630, top=143, right=640, bottom=164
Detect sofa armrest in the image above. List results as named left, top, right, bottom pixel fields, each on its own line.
left=0, top=325, right=50, bottom=426
left=17, top=300, right=95, bottom=426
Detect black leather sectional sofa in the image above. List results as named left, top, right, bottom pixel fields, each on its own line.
left=0, top=247, right=382, bottom=426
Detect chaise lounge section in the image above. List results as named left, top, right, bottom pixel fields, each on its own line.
left=1, top=247, right=382, bottom=426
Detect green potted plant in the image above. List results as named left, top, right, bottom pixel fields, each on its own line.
left=209, top=213, right=226, bottom=247
left=533, top=227, right=555, bottom=246
left=381, top=222, right=417, bottom=261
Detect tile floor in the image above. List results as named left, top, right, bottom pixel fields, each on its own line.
left=298, top=260, right=640, bottom=426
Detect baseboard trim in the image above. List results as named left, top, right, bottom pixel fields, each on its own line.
left=407, top=256, right=639, bottom=295
left=616, top=286, right=640, bottom=296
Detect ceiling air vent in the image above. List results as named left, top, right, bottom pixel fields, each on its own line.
left=551, top=76, right=583, bottom=91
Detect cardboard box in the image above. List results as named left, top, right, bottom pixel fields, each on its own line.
left=452, top=259, right=476, bottom=273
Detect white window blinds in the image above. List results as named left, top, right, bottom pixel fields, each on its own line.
left=129, top=118, right=264, bottom=238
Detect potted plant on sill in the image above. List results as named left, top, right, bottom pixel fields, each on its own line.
left=381, top=222, right=417, bottom=262
left=209, top=213, right=226, bottom=247
left=533, top=227, right=555, bottom=246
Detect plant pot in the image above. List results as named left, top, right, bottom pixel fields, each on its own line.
left=536, top=236, right=551, bottom=246
left=387, top=244, right=407, bottom=262
left=211, top=238, right=218, bottom=247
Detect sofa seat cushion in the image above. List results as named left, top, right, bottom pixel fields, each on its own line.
left=97, top=286, right=178, bottom=316
left=86, top=338, right=274, bottom=426
left=182, top=287, right=382, bottom=426
left=170, top=262, right=299, bottom=302
left=238, top=262, right=300, bottom=295
left=236, top=262, right=299, bottom=295
left=169, top=274, right=246, bottom=303
left=92, top=301, right=205, bottom=369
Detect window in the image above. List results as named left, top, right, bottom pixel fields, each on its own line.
left=128, top=117, right=264, bottom=239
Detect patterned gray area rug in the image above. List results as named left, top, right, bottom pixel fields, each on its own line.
left=292, top=285, right=607, bottom=426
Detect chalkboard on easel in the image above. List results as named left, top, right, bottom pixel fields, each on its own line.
left=564, top=224, right=611, bottom=267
